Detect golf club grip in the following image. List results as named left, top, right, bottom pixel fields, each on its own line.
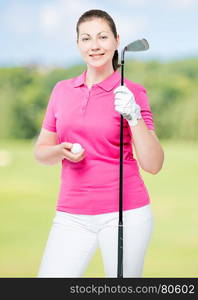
left=117, top=223, right=123, bottom=277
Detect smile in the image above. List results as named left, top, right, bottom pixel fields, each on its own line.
left=90, top=53, right=105, bottom=57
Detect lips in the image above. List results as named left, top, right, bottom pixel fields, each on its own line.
left=90, top=53, right=105, bottom=57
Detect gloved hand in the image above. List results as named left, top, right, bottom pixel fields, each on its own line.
left=113, top=85, right=142, bottom=127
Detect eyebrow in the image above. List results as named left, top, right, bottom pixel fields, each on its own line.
left=80, top=31, right=109, bottom=36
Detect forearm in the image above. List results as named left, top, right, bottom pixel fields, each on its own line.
left=130, top=119, right=164, bottom=174
left=34, top=144, right=63, bottom=165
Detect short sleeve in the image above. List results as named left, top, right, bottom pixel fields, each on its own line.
left=135, top=87, right=155, bottom=131
left=42, top=83, right=59, bottom=132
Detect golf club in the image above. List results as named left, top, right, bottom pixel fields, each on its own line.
left=117, top=38, right=149, bottom=278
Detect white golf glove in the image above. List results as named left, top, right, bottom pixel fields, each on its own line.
left=113, top=85, right=142, bottom=127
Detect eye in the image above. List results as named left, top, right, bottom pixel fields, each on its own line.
left=100, top=36, right=107, bottom=39
left=82, top=37, right=89, bottom=41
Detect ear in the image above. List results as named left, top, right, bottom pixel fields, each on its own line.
left=116, top=34, right=120, bottom=48
left=76, top=39, right=80, bottom=50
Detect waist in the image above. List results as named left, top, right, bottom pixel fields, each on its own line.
left=61, top=157, right=140, bottom=178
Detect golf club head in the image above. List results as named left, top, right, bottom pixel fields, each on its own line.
left=126, top=38, right=149, bottom=52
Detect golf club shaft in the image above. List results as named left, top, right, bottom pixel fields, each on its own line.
left=117, top=38, right=149, bottom=278
left=117, top=59, right=124, bottom=278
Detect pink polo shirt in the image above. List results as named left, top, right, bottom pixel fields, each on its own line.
left=42, top=69, right=155, bottom=215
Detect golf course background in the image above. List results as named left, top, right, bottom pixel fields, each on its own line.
left=0, top=60, right=198, bottom=277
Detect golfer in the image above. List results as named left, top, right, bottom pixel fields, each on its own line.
left=34, top=9, right=164, bottom=278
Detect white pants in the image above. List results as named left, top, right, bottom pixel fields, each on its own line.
left=37, top=204, right=154, bottom=278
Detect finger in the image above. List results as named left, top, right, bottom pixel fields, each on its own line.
left=114, top=98, right=130, bottom=106
left=79, top=149, right=85, bottom=157
left=72, top=149, right=85, bottom=160
left=120, top=107, right=130, bottom=114
left=114, top=96, right=130, bottom=103
left=114, top=101, right=130, bottom=111
left=114, top=105, right=125, bottom=112
left=62, top=149, right=73, bottom=159
left=114, top=85, right=129, bottom=94
left=114, top=99, right=124, bottom=105
left=73, top=150, right=86, bottom=162
left=124, top=107, right=131, bottom=115
left=114, top=94, right=132, bottom=102
left=115, top=106, right=124, bottom=113
left=115, top=105, right=131, bottom=115
left=114, top=91, right=128, bottom=97
left=62, top=142, right=73, bottom=149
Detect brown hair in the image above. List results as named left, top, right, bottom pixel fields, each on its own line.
left=76, top=9, right=121, bottom=71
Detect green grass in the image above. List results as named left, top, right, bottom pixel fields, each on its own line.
left=0, top=139, right=197, bottom=277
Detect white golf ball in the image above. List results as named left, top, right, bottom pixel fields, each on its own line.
left=71, top=143, right=83, bottom=154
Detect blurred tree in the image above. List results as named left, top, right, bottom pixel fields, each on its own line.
left=0, top=60, right=198, bottom=141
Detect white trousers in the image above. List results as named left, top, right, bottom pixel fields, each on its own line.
left=37, top=204, right=154, bottom=278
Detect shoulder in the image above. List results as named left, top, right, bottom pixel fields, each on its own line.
left=49, top=76, right=78, bottom=97
left=123, top=78, right=151, bottom=106
left=124, top=78, right=147, bottom=94
left=48, top=75, right=81, bottom=106
left=53, top=77, right=75, bottom=89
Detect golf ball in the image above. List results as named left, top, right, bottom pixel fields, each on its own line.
left=71, top=143, right=83, bottom=154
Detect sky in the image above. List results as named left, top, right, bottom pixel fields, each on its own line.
left=0, top=0, right=198, bottom=67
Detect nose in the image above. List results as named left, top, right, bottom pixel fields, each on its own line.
left=90, top=38, right=101, bottom=50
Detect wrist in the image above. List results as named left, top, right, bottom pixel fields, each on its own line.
left=56, top=144, right=65, bottom=160
left=127, top=104, right=142, bottom=127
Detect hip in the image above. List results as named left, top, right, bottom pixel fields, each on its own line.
left=55, top=203, right=154, bottom=233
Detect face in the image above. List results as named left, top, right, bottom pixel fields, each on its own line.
left=77, top=18, right=120, bottom=69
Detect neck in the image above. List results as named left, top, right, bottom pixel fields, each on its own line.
left=85, top=64, right=115, bottom=87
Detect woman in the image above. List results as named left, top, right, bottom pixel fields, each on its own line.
left=34, top=9, right=164, bottom=278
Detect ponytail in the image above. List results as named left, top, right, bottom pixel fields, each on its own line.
left=112, top=50, right=121, bottom=71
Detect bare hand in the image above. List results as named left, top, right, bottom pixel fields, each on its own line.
left=59, top=142, right=85, bottom=163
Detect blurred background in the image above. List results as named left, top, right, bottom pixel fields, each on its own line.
left=0, top=0, right=197, bottom=277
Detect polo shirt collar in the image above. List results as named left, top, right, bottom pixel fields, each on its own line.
left=72, top=69, right=121, bottom=91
